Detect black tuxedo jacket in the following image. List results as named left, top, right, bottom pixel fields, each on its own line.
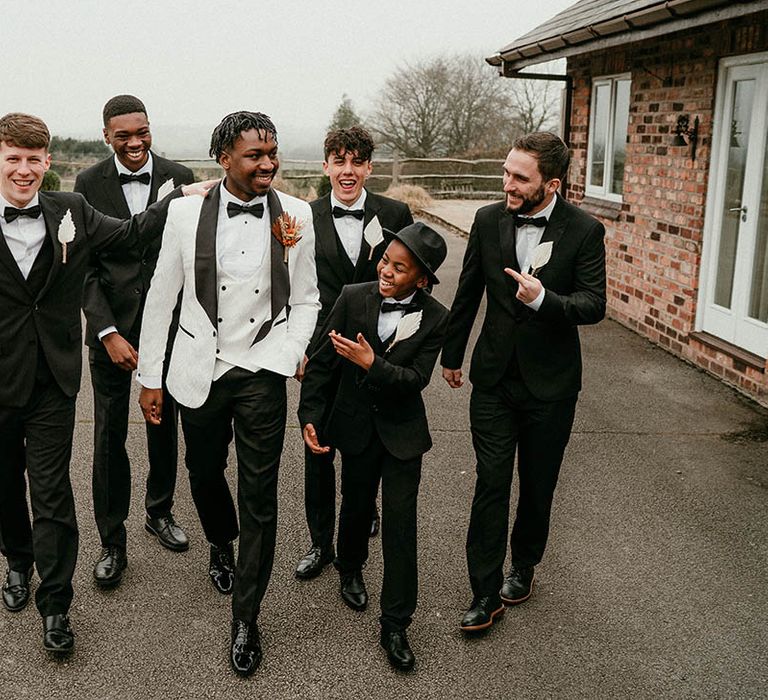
left=441, top=195, right=606, bottom=401
left=0, top=190, right=181, bottom=408
left=299, top=282, right=448, bottom=461
left=74, top=153, right=194, bottom=346
left=309, top=191, right=412, bottom=348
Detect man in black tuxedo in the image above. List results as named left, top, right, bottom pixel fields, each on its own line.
left=299, top=223, right=449, bottom=670
left=441, top=132, right=606, bottom=632
left=295, top=126, right=413, bottom=580
left=75, top=95, right=195, bottom=587
left=0, top=112, right=202, bottom=653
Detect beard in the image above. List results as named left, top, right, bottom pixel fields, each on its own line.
left=506, top=182, right=547, bottom=215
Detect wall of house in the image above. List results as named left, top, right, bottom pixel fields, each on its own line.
left=566, top=11, right=768, bottom=406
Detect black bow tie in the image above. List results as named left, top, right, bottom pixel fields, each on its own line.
left=4, top=205, right=42, bottom=223
left=118, top=172, right=151, bottom=186
left=332, top=206, right=365, bottom=220
left=227, top=201, right=265, bottom=219
left=381, top=301, right=419, bottom=313
left=514, top=214, right=548, bottom=228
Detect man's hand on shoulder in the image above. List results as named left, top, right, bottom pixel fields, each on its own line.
left=102, top=332, right=138, bottom=371
left=442, top=367, right=463, bottom=388
left=181, top=179, right=221, bottom=197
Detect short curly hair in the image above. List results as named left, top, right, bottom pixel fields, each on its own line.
left=323, top=126, right=374, bottom=162
left=102, top=95, right=147, bottom=127
left=209, top=111, right=278, bottom=162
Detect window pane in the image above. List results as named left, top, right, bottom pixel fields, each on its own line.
left=714, top=79, right=754, bottom=309
left=748, top=125, right=768, bottom=323
left=590, top=83, right=610, bottom=189
left=611, top=79, right=631, bottom=195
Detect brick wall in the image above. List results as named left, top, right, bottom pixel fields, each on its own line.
left=566, top=11, right=768, bottom=406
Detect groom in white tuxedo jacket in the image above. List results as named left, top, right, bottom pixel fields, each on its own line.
left=137, top=111, right=319, bottom=677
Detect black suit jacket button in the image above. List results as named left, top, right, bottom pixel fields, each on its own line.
left=217, top=318, right=222, bottom=323
left=212, top=331, right=217, bottom=337
left=221, top=285, right=227, bottom=291
left=216, top=349, right=220, bottom=354
left=254, top=289, right=259, bottom=294
left=134, top=288, right=141, bottom=294
left=33, top=304, right=39, bottom=311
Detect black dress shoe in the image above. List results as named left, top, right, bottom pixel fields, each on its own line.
left=230, top=619, right=262, bottom=677
left=369, top=507, right=380, bottom=538
left=294, top=545, right=335, bottom=580
left=339, top=569, right=368, bottom=611
left=380, top=628, right=415, bottom=671
left=209, top=543, right=235, bottom=595
left=459, top=596, right=505, bottom=632
left=500, top=564, right=535, bottom=605
left=2, top=567, right=33, bottom=612
left=145, top=514, right=189, bottom=552
left=42, top=614, right=74, bottom=653
left=93, top=546, right=127, bottom=587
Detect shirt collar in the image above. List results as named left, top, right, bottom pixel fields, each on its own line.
left=114, top=152, right=153, bottom=178
left=527, top=193, right=557, bottom=222
left=330, top=189, right=367, bottom=211
left=0, top=191, right=41, bottom=218
left=382, top=290, right=417, bottom=306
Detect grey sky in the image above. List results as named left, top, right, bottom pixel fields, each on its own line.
left=5, top=0, right=573, bottom=157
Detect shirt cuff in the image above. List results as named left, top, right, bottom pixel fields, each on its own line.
left=525, top=287, right=546, bottom=311
left=98, top=326, right=118, bottom=341
left=136, top=373, right=162, bottom=389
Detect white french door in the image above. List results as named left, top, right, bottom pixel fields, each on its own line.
left=700, top=54, right=768, bottom=357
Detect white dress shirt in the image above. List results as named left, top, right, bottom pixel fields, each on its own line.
left=378, top=290, right=417, bottom=342
left=115, top=153, right=152, bottom=216
left=330, top=190, right=366, bottom=266
left=515, top=194, right=557, bottom=312
left=217, top=183, right=269, bottom=279
left=0, top=193, right=46, bottom=279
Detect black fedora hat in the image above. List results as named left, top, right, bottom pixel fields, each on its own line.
left=382, top=222, right=447, bottom=285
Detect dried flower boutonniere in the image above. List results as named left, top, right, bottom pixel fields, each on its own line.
left=271, top=213, right=304, bottom=263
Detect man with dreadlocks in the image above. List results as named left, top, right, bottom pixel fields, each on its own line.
left=137, top=111, right=319, bottom=677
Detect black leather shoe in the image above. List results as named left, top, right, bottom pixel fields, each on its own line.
left=230, top=619, right=262, bottom=676
left=93, top=546, right=127, bottom=587
left=380, top=628, right=415, bottom=671
left=294, top=545, right=335, bottom=580
left=42, top=614, right=74, bottom=653
left=500, top=564, right=535, bottom=605
left=459, top=596, right=505, bottom=632
left=339, top=570, right=368, bottom=611
left=145, top=514, right=189, bottom=552
left=209, top=543, right=235, bottom=595
left=369, top=507, right=380, bottom=538
left=2, top=567, right=33, bottom=612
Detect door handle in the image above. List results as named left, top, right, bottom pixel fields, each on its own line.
left=728, top=205, right=748, bottom=222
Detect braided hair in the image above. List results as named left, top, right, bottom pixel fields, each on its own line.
left=209, top=111, right=278, bottom=162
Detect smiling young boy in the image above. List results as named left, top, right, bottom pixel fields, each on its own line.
left=298, top=222, right=448, bottom=671
left=295, top=127, right=413, bottom=580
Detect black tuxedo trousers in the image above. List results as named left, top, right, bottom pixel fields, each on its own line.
left=336, top=432, right=422, bottom=632
left=180, top=367, right=286, bottom=623
left=467, top=362, right=577, bottom=598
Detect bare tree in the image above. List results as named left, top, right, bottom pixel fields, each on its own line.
left=508, top=76, right=560, bottom=135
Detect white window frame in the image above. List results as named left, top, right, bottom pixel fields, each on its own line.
left=586, top=73, right=631, bottom=202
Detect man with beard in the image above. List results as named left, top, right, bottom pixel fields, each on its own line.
left=440, top=132, right=606, bottom=633
left=137, top=111, right=319, bottom=676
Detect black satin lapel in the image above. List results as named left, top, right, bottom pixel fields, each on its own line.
left=539, top=196, right=567, bottom=248
left=0, top=223, right=29, bottom=290
left=149, top=154, right=169, bottom=204
left=36, top=193, right=66, bottom=300
left=317, top=199, right=347, bottom=286
left=194, top=185, right=220, bottom=329
left=365, top=286, right=384, bottom=354
left=497, top=211, right=522, bottom=300
left=103, top=162, right=132, bottom=219
left=252, top=189, right=290, bottom=345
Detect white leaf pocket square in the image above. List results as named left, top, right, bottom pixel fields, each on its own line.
left=57, top=209, right=76, bottom=263
left=530, top=241, right=553, bottom=276
left=363, top=216, right=383, bottom=260
left=386, top=310, right=422, bottom=352
left=157, top=178, right=174, bottom=200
